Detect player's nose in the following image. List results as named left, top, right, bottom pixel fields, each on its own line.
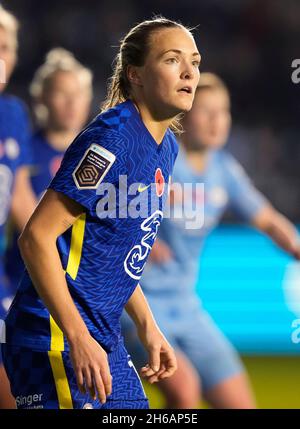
left=180, top=60, right=195, bottom=81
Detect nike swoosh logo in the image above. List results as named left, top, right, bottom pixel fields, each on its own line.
left=138, top=184, right=151, bottom=192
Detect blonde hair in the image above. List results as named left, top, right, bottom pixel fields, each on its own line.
left=102, top=16, right=195, bottom=134
left=30, top=48, right=93, bottom=124
left=0, top=5, right=19, bottom=51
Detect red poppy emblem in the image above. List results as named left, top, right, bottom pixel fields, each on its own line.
left=155, top=168, right=165, bottom=197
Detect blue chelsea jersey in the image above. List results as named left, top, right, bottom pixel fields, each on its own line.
left=4, top=99, right=179, bottom=352
left=0, top=95, right=31, bottom=252
left=0, top=94, right=31, bottom=309
left=29, top=130, right=64, bottom=197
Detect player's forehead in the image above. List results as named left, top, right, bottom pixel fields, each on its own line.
left=50, top=69, right=79, bottom=84
left=47, top=70, right=87, bottom=92
left=147, top=26, right=200, bottom=60
left=194, top=87, right=230, bottom=106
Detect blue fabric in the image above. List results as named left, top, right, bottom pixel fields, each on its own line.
left=141, top=146, right=267, bottom=296
left=121, top=145, right=266, bottom=390
left=0, top=94, right=32, bottom=254
left=0, top=94, right=32, bottom=342
left=5, top=99, right=178, bottom=353
left=2, top=337, right=149, bottom=409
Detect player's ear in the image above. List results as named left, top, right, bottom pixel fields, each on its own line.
left=127, top=65, right=143, bottom=87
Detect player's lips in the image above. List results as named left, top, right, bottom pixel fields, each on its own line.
left=177, top=85, right=193, bottom=95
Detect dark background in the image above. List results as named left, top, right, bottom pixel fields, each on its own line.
left=3, top=0, right=300, bottom=220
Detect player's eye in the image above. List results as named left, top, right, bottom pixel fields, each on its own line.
left=192, top=60, right=201, bottom=68
left=165, top=57, right=179, bottom=64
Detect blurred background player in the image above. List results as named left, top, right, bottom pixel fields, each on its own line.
left=0, top=5, right=36, bottom=408
left=5, top=47, right=93, bottom=295
left=121, top=72, right=300, bottom=409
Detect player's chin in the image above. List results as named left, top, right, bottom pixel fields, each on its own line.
left=206, top=138, right=226, bottom=149
left=173, top=94, right=194, bottom=112
left=162, top=96, right=193, bottom=117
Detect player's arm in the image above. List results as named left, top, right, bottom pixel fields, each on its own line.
left=11, top=101, right=37, bottom=230
left=18, top=189, right=112, bottom=403
left=125, top=284, right=177, bottom=382
left=10, top=166, right=37, bottom=231
left=224, top=153, right=300, bottom=259
left=148, top=238, right=173, bottom=263
left=251, top=204, right=300, bottom=259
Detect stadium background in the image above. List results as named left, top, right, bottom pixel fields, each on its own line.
left=2, top=0, right=300, bottom=408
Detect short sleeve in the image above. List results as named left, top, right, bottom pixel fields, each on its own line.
left=48, top=126, right=127, bottom=212
left=223, top=152, right=268, bottom=221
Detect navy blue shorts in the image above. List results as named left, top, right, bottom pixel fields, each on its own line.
left=2, top=338, right=149, bottom=409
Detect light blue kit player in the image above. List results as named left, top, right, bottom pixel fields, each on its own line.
left=121, top=73, right=300, bottom=409
left=1, top=16, right=202, bottom=409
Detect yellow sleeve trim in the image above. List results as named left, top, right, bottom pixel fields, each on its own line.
left=49, top=213, right=86, bottom=352
left=66, top=213, right=86, bottom=280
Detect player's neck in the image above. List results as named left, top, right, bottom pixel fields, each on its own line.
left=185, top=150, right=209, bottom=174
left=182, top=140, right=210, bottom=173
left=45, top=128, right=78, bottom=152
left=132, top=100, right=171, bottom=145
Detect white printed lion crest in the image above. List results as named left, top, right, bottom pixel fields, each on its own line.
left=124, top=210, right=163, bottom=280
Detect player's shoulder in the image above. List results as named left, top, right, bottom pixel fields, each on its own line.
left=71, top=100, right=134, bottom=151
left=60, top=109, right=129, bottom=175
left=30, top=129, right=46, bottom=144
left=217, top=148, right=247, bottom=178
left=29, top=130, right=50, bottom=155
left=93, top=100, right=133, bottom=133
left=0, top=94, right=29, bottom=118
left=215, top=148, right=237, bottom=166
left=71, top=120, right=127, bottom=162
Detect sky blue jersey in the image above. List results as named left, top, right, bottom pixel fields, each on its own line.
left=141, top=146, right=267, bottom=297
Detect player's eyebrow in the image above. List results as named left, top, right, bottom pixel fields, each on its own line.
left=161, top=49, right=201, bottom=59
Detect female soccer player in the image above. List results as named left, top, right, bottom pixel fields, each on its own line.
left=2, top=17, right=201, bottom=409
left=121, top=73, right=300, bottom=409
left=0, top=6, right=36, bottom=408
left=5, top=48, right=92, bottom=294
